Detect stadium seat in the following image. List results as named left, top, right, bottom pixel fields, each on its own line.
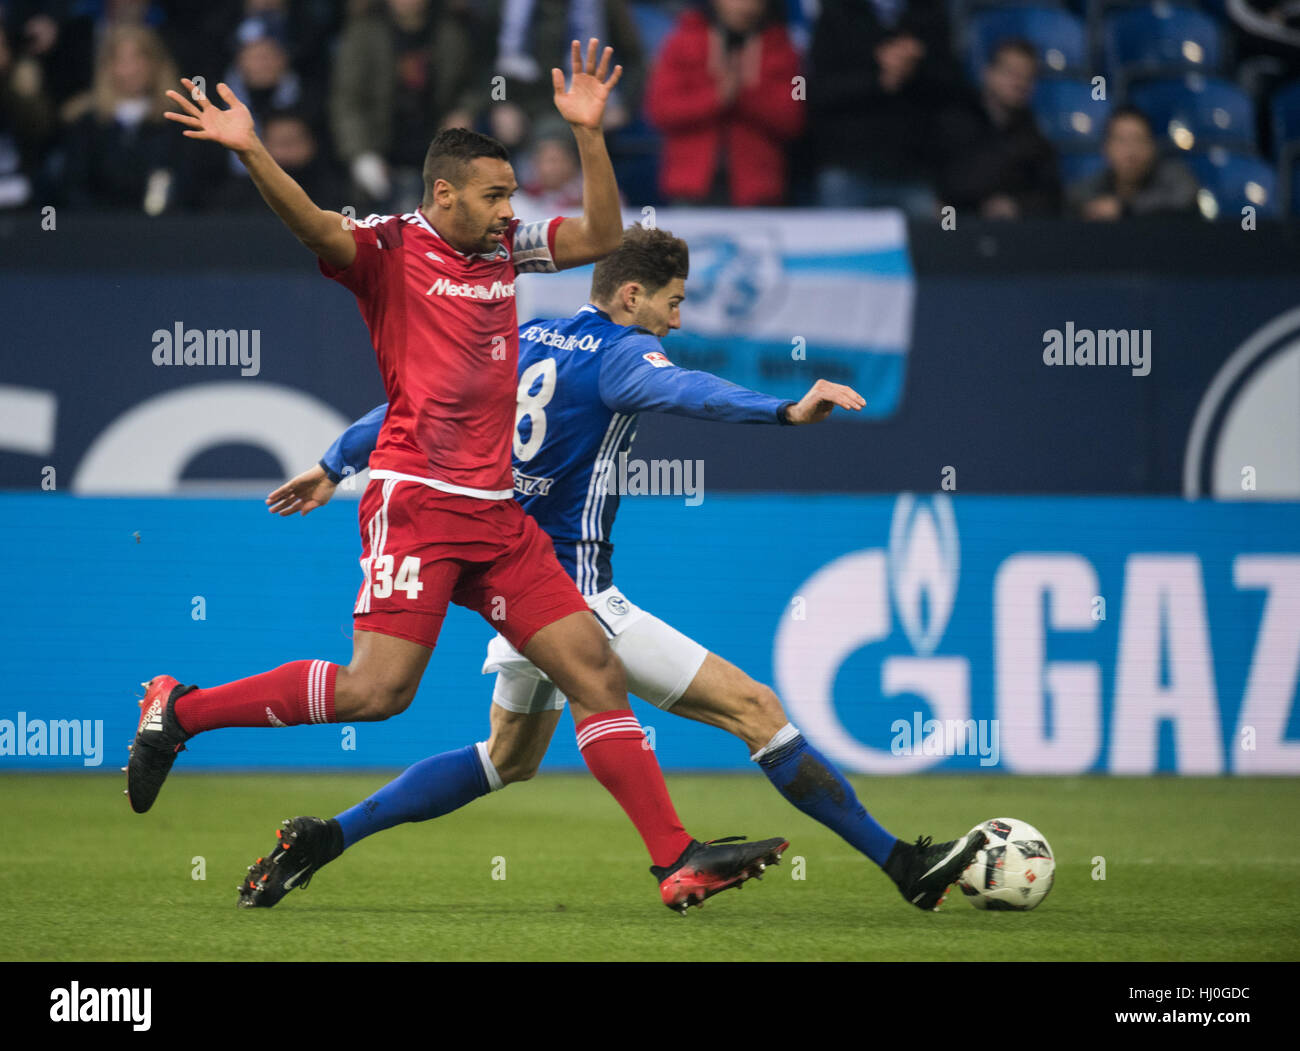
left=965, top=6, right=1087, bottom=81
left=623, top=2, right=672, bottom=205
left=1034, top=78, right=1112, bottom=149
left=950, top=0, right=1067, bottom=59
left=954, top=0, right=1068, bottom=23
left=1276, top=140, right=1300, bottom=215
left=1129, top=75, right=1257, bottom=153
left=1103, top=5, right=1225, bottom=86
left=1269, top=80, right=1300, bottom=158
left=957, top=0, right=1068, bottom=11
left=1085, top=0, right=1205, bottom=18
left=1082, top=0, right=1208, bottom=61
left=1187, top=150, right=1278, bottom=218
left=609, top=117, right=662, bottom=207
left=1058, top=151, right=1108, bottom=185
left=629, top=2, right=676, bottom=60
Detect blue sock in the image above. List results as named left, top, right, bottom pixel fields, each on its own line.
left=757, top=730, right=898, bottom=867
left=335, top=744, right=492, bottom=850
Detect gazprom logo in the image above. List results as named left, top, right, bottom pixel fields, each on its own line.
left=887, top=494, right=959, bottom=657
left=775, top=493, right=969, bottom=773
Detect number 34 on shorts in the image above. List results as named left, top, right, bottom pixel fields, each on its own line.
left=370, top=555, right=424, bottom=599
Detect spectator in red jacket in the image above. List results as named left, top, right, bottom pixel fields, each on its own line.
left=646, top=0, right=804, bottom=206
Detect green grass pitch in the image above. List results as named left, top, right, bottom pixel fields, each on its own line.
left=3, top=772, right=1297, bottom=962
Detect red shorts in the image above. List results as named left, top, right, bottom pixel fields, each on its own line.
left=353, top=477, right=588, bottom=653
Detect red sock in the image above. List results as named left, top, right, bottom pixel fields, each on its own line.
left=575, top=709, right=693, bottom=868
left=173, top=659, right=337, bottom=735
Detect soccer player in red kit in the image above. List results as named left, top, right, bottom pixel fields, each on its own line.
left=134, top=41, right=787, bottom=911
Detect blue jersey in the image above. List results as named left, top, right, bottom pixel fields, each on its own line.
left=322, top=304, right=792, bottom=595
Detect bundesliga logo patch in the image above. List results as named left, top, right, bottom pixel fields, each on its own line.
left=643, top=351, right=673, bottom=368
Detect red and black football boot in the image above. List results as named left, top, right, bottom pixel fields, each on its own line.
left=125, top=675, right=195, bottom=814
left=652, top=835, right=789, bottom=914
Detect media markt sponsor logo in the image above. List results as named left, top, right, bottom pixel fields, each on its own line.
left=424, top=277, right=515, bottom=300
left=0, top=713, right=104, bottom=766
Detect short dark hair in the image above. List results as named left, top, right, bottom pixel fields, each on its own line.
left=990, top=37, right=1038, bottom=67
left=1105, top=105, right=1154, bottom=139
left=590, top=225, right=690, bottom=303
left=422, top=128, right=510, bottom=199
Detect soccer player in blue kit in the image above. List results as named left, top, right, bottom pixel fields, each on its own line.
left=241, top=225, right=986, bottom=914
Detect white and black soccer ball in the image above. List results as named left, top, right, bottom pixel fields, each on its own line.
left=958, top=817, right=1055, bottom=911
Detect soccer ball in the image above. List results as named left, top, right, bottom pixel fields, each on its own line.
left=958, top=817, right=1055, bottom=911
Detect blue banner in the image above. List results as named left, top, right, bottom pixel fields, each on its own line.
left=6, top=216, right=1300, bottom=496
left=2, top=493, right=1296, bottom=774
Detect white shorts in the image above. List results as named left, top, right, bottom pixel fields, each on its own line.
left=481, top=586, right=709, bottom=714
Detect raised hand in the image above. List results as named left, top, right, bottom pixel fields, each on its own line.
left=266, top=464, right=339, bottom=517
left=164, top=79, right=257, bottom=153
left=786, top=379, right=867, bottom=425
left=552, top=38, right=623, bottom=130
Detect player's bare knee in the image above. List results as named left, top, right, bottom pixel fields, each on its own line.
left=494, top=756, right=541, bottom=784
left=752, top=682, right=786, bottom=720
left=596, top=647, right=626, bottom=697
left=350, top=678, right=418, bottom=720
left=377, top=683, right=418, bottom=719
left=566, top=639, right=627, bottom=711
left=580, top=670, right=627, bottom=713
left=737, top=681, right=787, bottom=740
left=486, top=733, right=540, bottom=785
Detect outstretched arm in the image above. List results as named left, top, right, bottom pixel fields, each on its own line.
left=782, top=379, right=866, bottom=424
left=165, top=79, right=356, bottom=270
left=266, top=464, right=337, bottom=517
left=319, top=402, right=387, bottom=481
left=600, top=341, right=864, bottom=424
left=549, top=40, right=624, bottom=270
left=266, top=403, right=387, bottom=516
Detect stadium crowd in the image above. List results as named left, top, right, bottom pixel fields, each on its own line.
left=1, top=0, right=1297, bottom=220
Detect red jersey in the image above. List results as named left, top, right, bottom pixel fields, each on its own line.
left=320, top=209, right=563, bottom=498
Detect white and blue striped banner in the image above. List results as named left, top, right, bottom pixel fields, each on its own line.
left=515, top=208, right=915, bottom=418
